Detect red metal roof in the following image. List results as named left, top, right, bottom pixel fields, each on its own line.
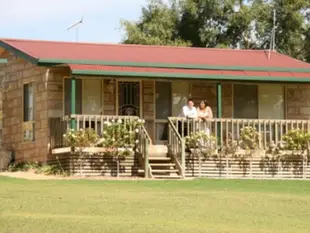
left=1, top=38, right=310, bottom=69
left=69, top=64, right=310, bottom=81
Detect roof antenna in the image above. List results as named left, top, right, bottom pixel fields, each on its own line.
left=66, top=17, right=83, bottom=42
left=268, top=9, right=276, bottom=60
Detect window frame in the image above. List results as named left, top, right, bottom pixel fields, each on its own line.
left=22, top=82, right=35, bottom=142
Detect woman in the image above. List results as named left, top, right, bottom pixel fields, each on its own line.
left=197, top=100, right=213, bottom=136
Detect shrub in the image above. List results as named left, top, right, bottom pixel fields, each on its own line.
left=96, top=119, right=145, bottom=150
left=63, top=128, right=99, bottom=149
left=8, top=162, right=66, bottom=176
left=239, top=126, right=260, bottom=150
left=282, top=129, right=310, bottom=151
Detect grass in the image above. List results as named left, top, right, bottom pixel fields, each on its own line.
left=1, top=177, right=310, bottom=233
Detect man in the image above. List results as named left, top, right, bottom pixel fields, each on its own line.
left=179, top=98, right=198, bottom=118
left=178, top=99, right=197, bottom=136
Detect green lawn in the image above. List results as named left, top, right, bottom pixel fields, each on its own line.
left=1, top=177, right=310, bottom=233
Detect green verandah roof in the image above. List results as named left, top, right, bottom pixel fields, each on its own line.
left=69, top=64, right=310, bottom=83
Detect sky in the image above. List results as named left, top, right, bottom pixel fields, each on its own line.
left=0, top=0, right=152, bottom=43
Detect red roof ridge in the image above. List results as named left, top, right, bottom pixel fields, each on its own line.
left=0, top=37, right=274, bottom=54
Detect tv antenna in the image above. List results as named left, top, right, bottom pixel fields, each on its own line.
left=66, top=17, right=83, bottom=42
left=268, top=9, right=276, bottom=60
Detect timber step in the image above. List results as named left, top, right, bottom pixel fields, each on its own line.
left=150, top=163, right=175, bottom=167
left=153, top=175, right=182, bottom=179
left=151, top=169, right=179, bottom=173
left=149, top=157, right=171, bottom=161
left=143, top=145, right=183, bottom=179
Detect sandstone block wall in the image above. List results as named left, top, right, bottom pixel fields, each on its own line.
left=190, top=81, right=232, bottom=118
left=0, top=54, right=49, bottom=162
left=286, top=85, right=310, bottom=119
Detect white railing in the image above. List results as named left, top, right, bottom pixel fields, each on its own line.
left=168, top=117, right=310, bottom=149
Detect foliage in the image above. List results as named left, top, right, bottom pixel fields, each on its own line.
left=96, top=119, right=144, bottom=151
left=63, top=128, right=99, bottom=176
left=282, top=129, right=310, bottom=151
left=8, top=162, right=67, bottom=176
left=96, top=118, right=145, bottom=177
left=8, top=161, right=40, bottom=172
left=63, top=128, right=99, bottom=149
left=239, top=126, right=260, bottom=150
left=121, top=0, right=190, bottom=46
left=62, top=119, right=145, bottom=177
left=35, top=164, right=68, bottom=176
left=260, top=129, right=310, bottom=176
left=121, top=0, right=310, bottom=62
left=185, top=131, right=217, bottom=158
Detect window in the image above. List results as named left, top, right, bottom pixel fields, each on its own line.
left=82, top=79, right=102, bottom=115
left=155, top=82, right=171, bottom=142
left=233, top=84, right=285, bottom=120
left=259, top=85, right=284, bottom=119
left=172, top=81, right=190, bottom=116
left=64, top=78, right=82, bottom=115
left=233, top=84, right=258, bottom=119
left=23, top=83, right=35, bottom=141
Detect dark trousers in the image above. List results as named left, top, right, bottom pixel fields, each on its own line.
left=178, top=121, right=189, bottom=137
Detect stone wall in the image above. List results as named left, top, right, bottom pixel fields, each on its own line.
left=190, top=81, right=232, bottom=118
left=142, top=80, right=155, bottom=141
left=0, top=53, right=49, bottom=162
left=286, top=85, right=310, bottom=119
left=47, top=68, right=69, bottom=119
left=0, top=63, right=5, bottom=145
left=222, top=84, right=233, bottom=118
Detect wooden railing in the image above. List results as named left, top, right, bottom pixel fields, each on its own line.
left=168, top=117, right=310, bottom=149
left=49, top=114, right=140, bottom=149
left=137, top=125, right=152, bottom=178
left=49, top=118, right=67, bottom=149
left=167, top=117, right=186, bottom=178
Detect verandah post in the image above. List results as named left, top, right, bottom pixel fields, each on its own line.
left=70, top=77, right=76, bottom=130
left=216, top=83, right=222, bottom=147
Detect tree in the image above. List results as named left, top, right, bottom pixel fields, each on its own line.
left=253, top=0, right=310, bottom=61
left=121, top=0, right=310, bottom=62
left=121, top=0, right=190, bottom=46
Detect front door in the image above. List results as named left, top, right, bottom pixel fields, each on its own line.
left=155, top=82, right=172, bottom=144
left=118, top=81, right=140, bottom=116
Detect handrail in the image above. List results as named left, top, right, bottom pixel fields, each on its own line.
left=141, top=124, right=152, bottom=146
left=138, top=124, right=152, bottom=178
left=167, top=117, right=186, bottom=178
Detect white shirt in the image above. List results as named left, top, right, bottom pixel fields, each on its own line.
left=179, top=106, right=198, bottom=118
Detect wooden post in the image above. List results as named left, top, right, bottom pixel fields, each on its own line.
left=70, top=77, right=76, bottom=130
left=217, top=83, right=222, bottom=146
left=144, top=139, right=149, bottom=178
left=198, top=153, right=201, bottom=178
left=226, top=157, right=229, bottom=177
left=250, top=158, right=252, bottom=178
left=181, top=140, right=186, bottom=178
